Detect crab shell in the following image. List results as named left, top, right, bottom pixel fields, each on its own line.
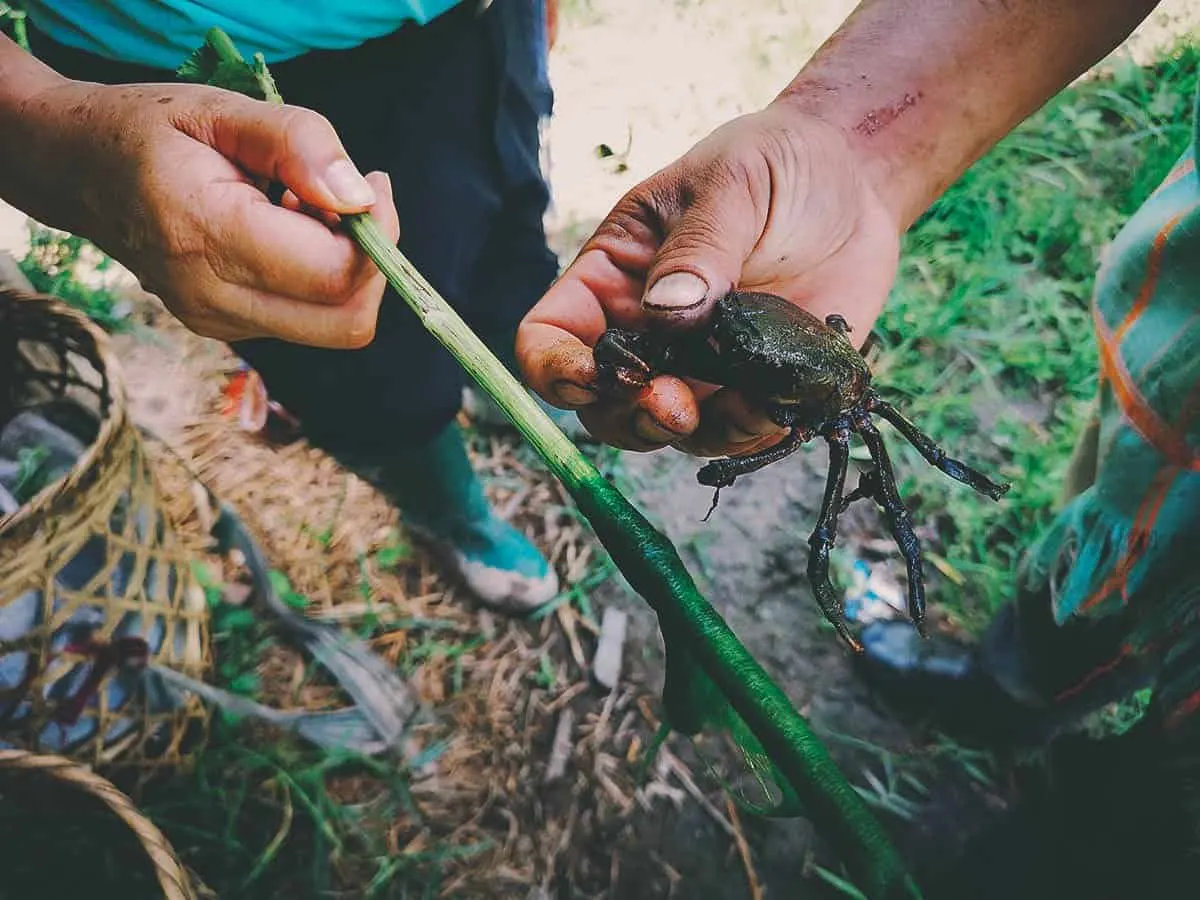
left=706, top=291, right=871, bottom=419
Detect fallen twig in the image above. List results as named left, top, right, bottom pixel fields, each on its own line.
left=726, top=794, right=764, bottom=900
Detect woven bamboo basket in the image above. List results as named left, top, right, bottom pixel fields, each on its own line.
left=0, top=288, right=211, bottom=768
left=0, top=748, right=199, bottom=899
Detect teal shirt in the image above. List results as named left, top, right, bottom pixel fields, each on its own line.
left=21, top=0, right=466, bottom=69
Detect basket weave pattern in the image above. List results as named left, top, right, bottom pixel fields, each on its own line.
left=0, top=290, right=211, bottom=767
left=0, top=748, right=199, bottom=899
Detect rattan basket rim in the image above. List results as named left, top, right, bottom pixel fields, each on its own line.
left=0, top=748, right=197, bottom=899
left=0, top=288, right=131, bottom=536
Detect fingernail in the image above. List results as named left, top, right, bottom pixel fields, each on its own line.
left=553, top=380, right=597, bottom=406
left=644, top=272, right=709, bottom=310
left=322, top=159, right=376, bottom=207
left=633, top=410, right=678, bottom=444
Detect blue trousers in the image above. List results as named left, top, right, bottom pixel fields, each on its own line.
left=28, top=0, right=560, bottom=456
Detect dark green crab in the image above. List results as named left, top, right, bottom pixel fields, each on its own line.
left=592, top=290, right=1010, bottom=652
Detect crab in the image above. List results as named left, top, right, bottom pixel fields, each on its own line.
left=592, top=290, right=1010, bottom=652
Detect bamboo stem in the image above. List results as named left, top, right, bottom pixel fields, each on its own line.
left=346, top=217, right=593, bottom=488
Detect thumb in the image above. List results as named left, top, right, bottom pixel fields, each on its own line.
left=641, top=181, right=763, bottom=327
left=202, top=95, right=377, bottom=213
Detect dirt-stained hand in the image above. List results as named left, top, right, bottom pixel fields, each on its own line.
left=16, top=80, right=400, bottom=349
left=515, top=104, right=900, bottom=456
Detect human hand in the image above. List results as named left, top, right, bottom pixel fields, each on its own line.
left=515, top=104, right=901, bottom=456
left=13, top=79, right=400, bottom=348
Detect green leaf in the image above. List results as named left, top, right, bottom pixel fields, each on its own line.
left=282, top=589, right=308, bottom=610
left=811, top=866, right=869, bottom=900
left=269, top=569, right=309, bottom=609
left=267, top=569, right=291, bottom=595
left=13, top=446, right=50, bottom=502
left=230, top=672, right=261, bottom=696
left=175, top=29, right=281, bottom=104
left=215, top=606, right=257, bottom=634
left=374, top=541, right=411, bottom=568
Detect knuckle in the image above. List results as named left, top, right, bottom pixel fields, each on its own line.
left=290, top=104, right=335, bottom=134
left=279, top=105, right=337, bottom=149
left=590, top=189, right=668, bottom=248
left=164, top=88, right=226, bottom=138
left=591, top=208, right=657, bottom=249
left=321, top=263, right=360, bottom=301
left=661, top=220, right=725, bottom=257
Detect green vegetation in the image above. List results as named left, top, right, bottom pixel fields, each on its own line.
left=868, top=42, right=1197, bottom=631
left=0, top=2, right=28, bottom=49
left=18, top=224, right=136, bottom=332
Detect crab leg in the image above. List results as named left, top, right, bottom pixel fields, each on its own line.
left=866, top=392, right=1010, bottom=501
left=807, top=424, right=862, bottom=652
left=695, top=426, right=810, bottom=520
left=853, top=416, right=930, bottom=637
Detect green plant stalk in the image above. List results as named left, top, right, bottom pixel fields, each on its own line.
left=350, top=218, right=921, bottom=900
left=188, top=28, right=922, bottom=899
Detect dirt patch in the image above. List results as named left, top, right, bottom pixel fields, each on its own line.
left=580, top=442, right=1014, bottom=898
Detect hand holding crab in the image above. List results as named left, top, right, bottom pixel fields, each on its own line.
left=514, top=108, right=1008, bottom=651
left=593, top=291, right=1010, bottom=652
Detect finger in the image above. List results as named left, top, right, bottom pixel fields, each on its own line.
left=576, top=375, right=698, bottom=451
left=229, top=173, right=393, bottom=346
left=526, top=246, right=655, bottom=339
left=678, top=387, right=786, bottom=457
left=279, top=171, right=397, bottom=234
left=187, top=275, right=385, bottom=349
left=279, top=188, right=342, bottom=229
left=177, top=173, right=395, bottom=349
left=186, top=93, right=377, bottom=213
left=676, top=428, right=789, bottom=463
left=639, top=158, right=769, bottom=328
left=517, top=245, right=653, bottom=405
left=363, top=170, right=401, bottom=247
left=515, top=322, right=600, bottom=409
left=201, top=170, right=399, bottom=305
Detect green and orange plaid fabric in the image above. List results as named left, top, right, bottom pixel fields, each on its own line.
left=1018, top=84, right=1200, bottom=840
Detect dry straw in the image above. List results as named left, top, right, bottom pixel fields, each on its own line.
left=0, top=289, right=211, bottom=768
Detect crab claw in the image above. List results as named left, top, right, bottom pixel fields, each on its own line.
left=593, top=329, right=657, bottom=396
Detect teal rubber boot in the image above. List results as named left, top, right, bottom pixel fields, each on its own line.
left=343, top=422, right=558, bottom=614
left=464, top=327, right=593, bottom=442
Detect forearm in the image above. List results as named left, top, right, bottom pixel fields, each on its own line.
left=776, top=0, right=1162, bottom=229
left=0, top=34, right=66, bottom=110
left=0, top=34, right=83, bottom=224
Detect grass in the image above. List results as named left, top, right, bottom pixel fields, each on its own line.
left=864, top=40, right=1198, bottom=631
left=104, top=562, right=484, bottom=900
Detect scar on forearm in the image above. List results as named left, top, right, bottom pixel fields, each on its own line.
left=854, top=91, right=922, bottom=137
